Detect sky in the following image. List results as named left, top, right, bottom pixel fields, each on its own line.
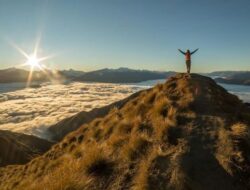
left=0, top=0, right=250, bottom=72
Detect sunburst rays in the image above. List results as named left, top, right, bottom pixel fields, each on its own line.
left=6, top=37, right=56, bottom=87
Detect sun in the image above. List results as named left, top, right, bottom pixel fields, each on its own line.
left=26, top=55, right=40, bottom=68
left=7, top=37, right=55, bottom=87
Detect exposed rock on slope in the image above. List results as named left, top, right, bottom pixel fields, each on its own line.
left=0, top=130, right=53, bottom=167
left=1, top=73, right=250, bottom=190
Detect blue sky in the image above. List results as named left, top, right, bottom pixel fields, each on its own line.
left=0, top=0, right=250, bottom=72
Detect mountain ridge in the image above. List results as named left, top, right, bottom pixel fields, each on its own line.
left=48, top=90, right=143, bottom=141
left=1, top=73, right=250, bottom=190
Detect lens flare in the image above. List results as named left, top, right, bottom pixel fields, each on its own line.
left=27, top=55, right=40, bottom=68
left=6, top=37, right=55, bottom=87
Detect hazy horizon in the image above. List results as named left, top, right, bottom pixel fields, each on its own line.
left=0, top=0, right=250, bottom=72
left=1, top=66, right=250, bottom=73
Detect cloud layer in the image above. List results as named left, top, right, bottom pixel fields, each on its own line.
left=0, top=80, right=249, bottom=140
left=0, top=82, right=146, bottom=139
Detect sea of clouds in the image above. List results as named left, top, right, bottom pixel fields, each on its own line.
left=0, top=82, right=147, bottom=139
left=0, top=80, right=249, bottom=140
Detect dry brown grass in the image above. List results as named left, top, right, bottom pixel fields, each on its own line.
left=231, top=123, right=249, bottom=141
left=116, top=118, right=133, bottom=135
left=215, top=124, right=249, bottom=176
left=216, top=128, right=234, bottom=174
left=81, top=145, right=114, bottom=177
left=132, top=158, right=151, bottom=190
left=1, top=73, right=250, bottom=190
left=121, top=135, right=151, bottom=161
left=151, top=97, right=169, bottom=118
left=107, top=134, right=129, bottom=150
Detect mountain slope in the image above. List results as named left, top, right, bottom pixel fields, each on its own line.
left=1, top=73, right=250, bottom=190
left=0, top=130, right=53, bottom=167
left=48, top=90, right=142, bottom=141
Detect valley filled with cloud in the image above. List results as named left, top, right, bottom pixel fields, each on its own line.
left=0, top=82, right=146, bottom=139
left=0, top=80, right=249, bottom=140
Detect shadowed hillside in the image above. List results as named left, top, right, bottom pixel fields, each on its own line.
left=48, top=90, right=142, bottom=141
left=1, top=73, right=250, bottom=190
left=0, top=130, right=53, bottom=167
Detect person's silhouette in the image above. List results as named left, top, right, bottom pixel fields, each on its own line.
left=178, top=49, right=199, bottom=74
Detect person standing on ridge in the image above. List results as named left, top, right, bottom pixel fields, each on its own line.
left=178, top=48, right=199, bottom=74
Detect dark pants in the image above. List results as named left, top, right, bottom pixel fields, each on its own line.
left=186, top=60, right=191, bottom=74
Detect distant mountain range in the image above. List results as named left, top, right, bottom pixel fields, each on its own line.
left=59, top=69, right=85, bottom=78
left=206, top=71, right=249, bottom=77
left=0, top=67, right=175, bottom=84
left=212, top=72, right=250, bottom=86
left=0, top=68, right=64, bottom=83
left=73, top=68, right=175, bottom=83
left=1, top=67, right=250, bottom=85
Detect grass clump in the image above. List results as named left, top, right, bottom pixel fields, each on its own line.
left=85, top=158, right=113, bottom=177
left=144, top=91, right=156, bottom=104
left=121, top=135, right=151, bottom=161
left=231, top=123, right=250, bottom=142
left=81, top=145, right=114, bottom=177
left=134, top=118, right=153, bottom=137
left=116, top=119, right=133, bottom=135
left=152, top=98, right=169, bottom=118
left=108, top=135, right=128, bottom=150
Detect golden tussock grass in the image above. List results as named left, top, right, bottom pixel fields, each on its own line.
left=1, top=74, right=250, bottom=190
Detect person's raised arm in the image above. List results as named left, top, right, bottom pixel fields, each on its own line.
left=191, top=48, right=199, bottom=55
left=178, top=49, right=186, bottom=55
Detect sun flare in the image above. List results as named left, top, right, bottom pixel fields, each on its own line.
left=26, top=55, right=40, bottom=68
left=7, top=37, right=55, bottom=87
